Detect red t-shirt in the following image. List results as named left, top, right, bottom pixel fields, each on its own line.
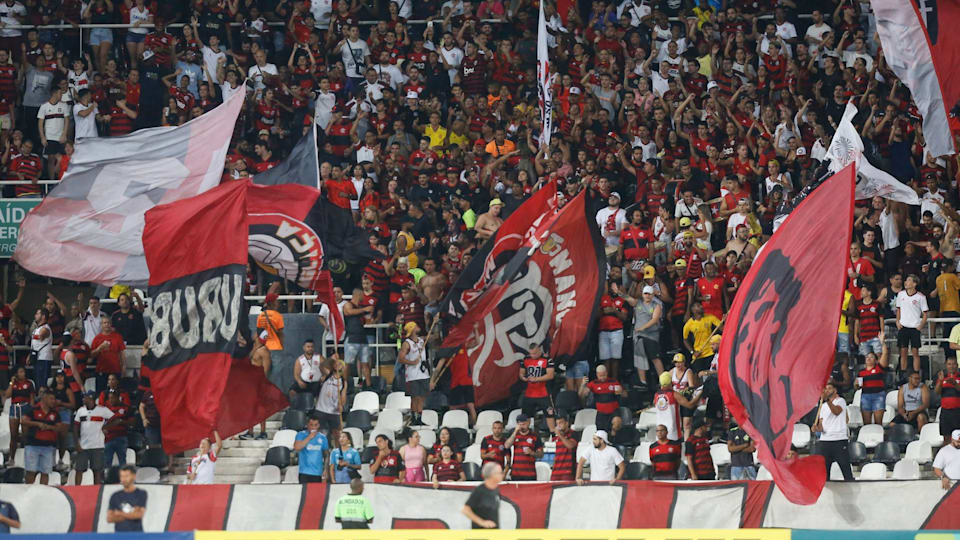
left=847, top=257, right=875, bottom=299
left=91, top=332, right=126, bottom=374
left=325, top=179, right=357, bottom=209
left=522, top=357, right=553, bottom=398
left=597, top=294, right=626, bottom=331
left=697, top=277, right=725, bottom=318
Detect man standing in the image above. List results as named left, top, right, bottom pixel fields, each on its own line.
left=474, top=198, right=504, bottom=240
left=0, top=498, right=19, bottom=533
left=21, top=390, right=66, bottom=484
left=935, top=358, right=960, bottom=447
left=107, top=465, right=147, bottom=532
left=934, top=430, right=960, bottom=490
left=684, top=420, right=715, bottom=480
left=575, top=430, right=625, bottom=485
left=505, top=414, right=541, bottom=481
left=727, top=421, right=757, bottom=480
left=290, top=339, right=323, bottom=400
left=81, top=296, right=102, bottom=346
left=462, top=463, right=503, bottom=529
left=649, top=424, right=683, bottom=480
left=628, top=284, right=663, bottom=388
left=550, top=416, right=577, bottom=481
left=334, top=478, right=374, bottom=529
left=73, top=390, right=117, bottom=485
left=596, top=192, right=628, bottom=248
left=334, top=25, right=370, bottom=88
left=37, top=85, right=69, bottom=179
left=519, top=343, right=555, bottom=432
left=73, top=89, right=98, bottom=139
left=596, top=280, right=628, bottom=380
left=294, top=414, right=330, bottom=483
left=683, top=302, right=722, bottom=374
left=653, top=371, right=700, bottom=440
left=90, top=317, right=125, bottom=392
left=813, top=381, right=854, bottom=481
left=896, top=274, right=929, bottom=374
left=186, top=431, right=222, bottom=485
left=578, top=365, right=625, bottom=432
left=480, top=420, right=510, bottom=477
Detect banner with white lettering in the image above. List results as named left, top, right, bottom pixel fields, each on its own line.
left=142, top=180, right=287, bottom=453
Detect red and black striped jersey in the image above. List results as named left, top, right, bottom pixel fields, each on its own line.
left=684, top=436, right=714, bottom=477
left=480, top=434, right=509, bottom=468
left=550, top=430, right=577, bottom=481
left=649, top=440, right=682, bottom=478
left=109, top=105, right=135, bottom=136
left=858, top=365, right=887, bottom=394
left=0, top=64, right=16, bottom=100
left=941, top=373, right=960, bottom=410
left=509, top=430, right=542, bottom=479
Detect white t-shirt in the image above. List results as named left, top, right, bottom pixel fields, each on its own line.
left=188, top=450, right=217, bottom=484
left=804, top=22, right=831, bottom=49
left=896, top=290, right=929, bottom=328
left=0, top=2, right=26, bottom=38
left=73, top=102, right=98, bottom=139
left=595, top=207, right=627, bottom=246
left=617, top=0, right=651, bottom=27
left=75, top=405, right=115, bottom=450
left=404, top=337, right=430, bottom=382
left=375, top=63, right=406, bottom=90
left=585, top=444, right=624, bottom=481
left=440, top=46, right=464, bottom=84
left=314, top=91, right=337, bottom=129
left=220, top=82, right=246, bottom=103
left=37, top=101, right=70, bottom=141
left=129, top=6, right=150, bottom=34
left=247, top=62, right=279, bottom=90
left=933, top=444, right=960, bottom=480
left=818, top=396, right=848, bottom=442
left=298, top=353, right=323, bottom=383
left=202, top=46, right=227, bottom=84
left=341, top=38, right=371, bottom=79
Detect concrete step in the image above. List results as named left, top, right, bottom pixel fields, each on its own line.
left=163, top=474, right=256, bottom=485
left=219, top=447, right=270, bottom=458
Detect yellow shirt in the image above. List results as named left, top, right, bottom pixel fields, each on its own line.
left=838, top=290, right=852, bottom=334
left=937, top=272, right=960, bottom=314
left=396, top=230, right=419, bottom=268
left=448, top=130, right=470, bottom=149
left=424, top=125, right=448, bottom=151
left=683, top=314, right=721, bottom=359
left=256, top=310, right=285, bottom=351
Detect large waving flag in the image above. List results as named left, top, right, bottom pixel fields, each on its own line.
left=826, top=103, right=920, bottom=205
left=537, top=1, right=555, bottom=147
left=252, top=125, right=321, bottom=188
left=14, top=90, right=246, bottom=286
left=874, top=0, right=960, bottom=157
left=441, top=180, right=558, bottom=318
left=142, top=180, right=288, bottom=453
left=441, top=190, right=605, bottom=406
left=718, top=165, right=856, bottom=505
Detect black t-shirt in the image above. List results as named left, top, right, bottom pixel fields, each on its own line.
left=109, top=488, right=147, bottom=532
left=465, top=483, right=500, bottom=529
left=727, top=426, right=755, bottom=468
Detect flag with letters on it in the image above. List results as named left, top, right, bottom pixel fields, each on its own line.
left=537, top=2, right=555, bottom=147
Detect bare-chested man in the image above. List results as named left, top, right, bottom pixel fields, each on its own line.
left=419, top=257, right=449, bottom=328
left=474, top=199, right=504, bottom=241
left=238, top=329, right=272, bottom=440
left=716, top=223, right=757, bottom=261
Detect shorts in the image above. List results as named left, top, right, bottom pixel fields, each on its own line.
left=691, top=356, right=711, bottom=375
left=598, top=331, right=624, bottom=360
left=0, top=113, right=11, bottom=130
left=595, top=411, right=613, bottom=432
left=567, top=360, right=589, bottom=379
left=125, top=31, right=147, bottom=43
left=633, top=336, right=660, bottom=371
left=940, top=409, right=960, bottom=437
left=43, top=140, right=64, bottom=156
left=897, top=327, right=921, bottom=349
left=299, top=473, right=324, bottom=483
left=521, top=396, right=554, bottom=419
left=836, top=333, right=850, bottom=354
left=10, top=402, right=27, bottom=419
left=405, top=378, right=430, bottom=397
left=59, top=409, right=72, bottom=423
left=290, top=381, right=320, bottom=395
left=25, top=445, right=55, bottom=474
left=730, top=465, right=756, bottom=480
left=448, top=385, right=474, bottom=406
left=858, top=337, right=883, bottom=357
left=145, top=425, right=162, bottom=446
left=88, top=28, right=113, bottom=46
left=424, top=302, right=440, bottom=316
left=859, top=391, right=885, bottom=413
left=316, top=411, right=341, bottom=432
left=344, top=335, right=373, bottom=365
left=74, top=448, right=105, bottom=472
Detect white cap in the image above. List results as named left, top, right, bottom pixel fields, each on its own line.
left=406, top=91, right=419, bottom=99
left=953, top=429, right=960, bottom=441
left=609, top=191, right=621, bottom=201
left=796, top=146, right=807, bottom=156
left=569, top=86, right=581, bottom=95
left=594, top=430, right=610, bottom=444
left=642, top=285, right=655, bottom=294
left=707, top=80, right=718, bottom=90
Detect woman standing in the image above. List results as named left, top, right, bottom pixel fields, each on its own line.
left=187, top=431, right=222, bottom=485
left=855, top=329, right=890, bottom=425
left=4, top=366, right=35, bottom=457
left=670, top=353, right=699, bottom=440
left=398, top=322, right=429, bottom=425
left=51, top=371, right=76, bottom=471
left=399, top=430, right=427, bottom=483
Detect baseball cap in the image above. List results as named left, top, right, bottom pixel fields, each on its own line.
left=84, top=391, right=97, bottom=399
left=643, top=265, right=656, bottom=278
left=683, top=230, right=694, bottom=239
left=692, top=418, right=706, bottom=431
left=142, top=49, right=155, bottom=61
left=673, top=352, right=686, bottom=363
left=594, top=430, right=610, bottom=444
left=642, top=285, right=655, bottom=294
left=707, top=80, right=718, bottom=91
left=489, top=198, right=504, bottom=207
left=569, top=86, right=581, bottom=95
left=609, top=191, right=621, bottom=201
left=258, top=129, right=270, bottom=137
left=796, top=147, right=807, bottom=156
left=516, top=414, right=530, bottom=423
left=659, top=371, right=673, bottom=387
left=406, top=91, right=419, bottom=99
left=674, top=259, right=688, bottom=268
left=679, top=217, right=692, bottom=228
left=403, top=321, right=419, bottom=337
left=953, top=429, right=960, bottom=441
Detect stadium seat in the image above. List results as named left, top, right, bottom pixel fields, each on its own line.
left=757, top=466, right=772, bottom=481
left=424, top=392, right=449, bottom=412
left=375, top=409, right=404, bottom=434
left=792, top=423, right=811, bottom=449
left=710, top=443, right=731, bottom=466
left=368, top=376, right=388, bottom=395
left=580, top=425, right=597, bottom=447
left=857, top=424, right=884, bottom=449
left=829, top=463, right=845, bottom=481
left=64, top=469, right=92, bottom=485
left=475, top=410, right=503, bottom=428
left=873, top=441, right=901, bottom=465
left=361, top=446, right=378, bottom=463
left=342, top=427, right=364, bottom=449
left=632, top=442, right=652, bottom=465
left=383, top=392, right=411, bottom=413
left=351, top=391, right=380, bottom=415
left=463, top=462, right=481, bottom=481
left=858, top=462, right=888, bottom=480
left=283, top=466, right=299, bottom=484
left=345, top=410, right=373, bottom=432
left=615, top=407, right=635, bottom=425
left=135, top=467, right=160, bottom=484
left=614, top=426, right=642, bottom=446
left=887, top=423, right=917, bottom=450
left=626, top=462, right=650, bottom=480
left=555, top=390, right=580, bottom=414
left=885, top=390, right=900, bottom=411
left=264, top=446, right=291, bottom=468
left=12, top=448, right=23, bottom=468
left=572, top=409, right=597, bottom=431
left=848, top=442, right=868, bottom=465
left=366, top=428, right=395, bottom=447
left=412, top=429, right=433, bottom=449
left=252, top=465, right=282, bottom=484
left=127, top=431, right=146, bottom=452
left=442, top=410, right=470, bottom=430
left=2, top=467, right=23, bottom=484
left=474, top=425, right=492, bottom=445
left=905, top=440, right=932, bottom=464
left=270, top=429, right=298, bottom=450
left=892, top=458, right=921, bottom=480
left=419, top=410, right=440, bottom=429
left=881, top=406, right=896, bottom=427
left=847, top=405, right=863, bottom=428
left=920, top=423, right=944, bottom=448
left=636, top=409, right=658, bottom=430
left=105, top=466, right=120, bottom=484
left=449, top=427, right=471, bottom=450
left=505, top=409, right=524, bottom=430
left=140, top=448, right=169, bottom=469
left=290, top=392, right=316, bottom=411
left=576, top=443, right=591, bottom=464
left=536, top=461, right=552, bottom=481
left=852, top=389, right=862, bottom=408
left=34, top=471, right=61, bottom=485
left=282, top=409, right=307, bottom=431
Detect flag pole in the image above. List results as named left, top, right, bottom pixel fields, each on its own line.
left=312, top=121, right=321, bottom=190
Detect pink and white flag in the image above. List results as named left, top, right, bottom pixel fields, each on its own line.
left=14, top=90, right=246, bottom=286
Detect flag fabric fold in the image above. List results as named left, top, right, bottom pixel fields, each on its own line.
left=142, top=180, right=288, bottom=454
left=14, top=90, right=246, bottom=286
left=873, top=0, right=959, bottom=157
left=441, top=190, right=605, bottom=406
left=826, top=103, right=920, bottom=205
left=252, top=125, right=321, bottom=188
left=537, top=2, right=555, bottom=147
left=718, top=165, right=856, bottom=505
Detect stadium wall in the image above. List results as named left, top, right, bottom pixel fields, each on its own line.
left=1, top=480, right=958, bottom=533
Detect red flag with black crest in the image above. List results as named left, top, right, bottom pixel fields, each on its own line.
left=718, top=165, right=855, bottom=505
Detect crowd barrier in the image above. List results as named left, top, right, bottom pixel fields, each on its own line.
left=0, top=480, right=958, bottom=534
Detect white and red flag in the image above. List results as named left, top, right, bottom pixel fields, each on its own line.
left=14, top=90, right=246, bottom=285
left=537, top=1, right=555, bottom=147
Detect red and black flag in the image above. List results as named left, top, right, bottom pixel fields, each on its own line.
left=441, top=189, right=605, bottom=406
left=718, top=165, right=856, bottom=505
left=142, top=181, right=288, bottom=453
left=441, top=180, right=559, bottom=318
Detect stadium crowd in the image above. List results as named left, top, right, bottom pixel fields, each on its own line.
left=0, top=0, right=958, bottom=488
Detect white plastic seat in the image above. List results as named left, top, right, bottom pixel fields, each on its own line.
left=476, top=410, right=503, bottom=428
left=710, top=443, right=731, bottom=466
left=857, top=424, right=884, bottom=449
left=892, top=458, right=921, bottom=480
left=342, top=427, right=364, bottom=449
left=283, top=465, right=300, bottom=484
left=13, top=448, right=23, bottom=468
left=920, top=423, right=944, bottom=448
left=632, top=442, right=652, bottom=465
left=881, top=406, right=896, bottom=427
left=536, top=461, right=552, bottom=481
left=579, top=425, right=597, bottom=447
left=383, top=392, right=411, bottom=413
left=366, top=428, right=395, bottom=446
left=858, top=462, right=888, bottom=480
left=905, top=440, right=933, bottom=464
left=248, top=305, right=262, bottom=315
left=847, top=405, right=863, bottom=428
left=376, top=409, right=404, bottom=433
left=83, top=378, right=97, bottom=393
left=464, top=443, right=481, bottom=465
left=136, top=467, right=160, bottom=484
left=792, top=423, right=811, bottom=449
left=419, top=409, right=439, bottom=429
left=885, top=390, right=900, bottom=410
left=270, top=429, right=298, bottom=449
left=474, top=425, right=492, bottom=444
left=572, top=409, right=597, bottom=431
left=252, top=465, right=282, bottom=484
left=34, top=471, right=61, bottom=485
left=506, top=409, right=532, bottom=430
left=350, top=391, right=380, bottom=415
left=829, top=463, right=845, bottom=481
left=417, top=429, right=437, bottom=449
left=636, top=409, right=658, bottom=430
left=66, top=469, right=93, bottom=485
left=112, top=448, right=137, bottom=466
left=441, top=410, right=469, bottom=430
left=852, top=389, right=862, bottom=408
